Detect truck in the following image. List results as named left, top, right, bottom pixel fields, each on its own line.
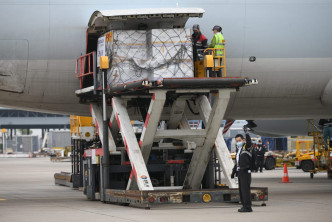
left=295, top=121, right=332, bottom=178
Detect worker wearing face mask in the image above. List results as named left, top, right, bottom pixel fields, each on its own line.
left=231, top=126, right=255, bottom=213
left=191, top=24, right=208, bottom=62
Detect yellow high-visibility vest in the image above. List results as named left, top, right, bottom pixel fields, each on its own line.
left=214, top=32, right=224, bottom=56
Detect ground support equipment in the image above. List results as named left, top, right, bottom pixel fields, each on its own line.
left=74, top=76, right=267, bottom=207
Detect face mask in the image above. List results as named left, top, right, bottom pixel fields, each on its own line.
left=236, top=142, right=243, bottom=148
left=193, top=31, right=198, bottom=35
left=258, top=142, right=262, bottom=145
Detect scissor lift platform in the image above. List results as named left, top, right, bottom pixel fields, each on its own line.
left=75, top=77, right=267, bottom=207
left=104, top=187, right=268, bottom=205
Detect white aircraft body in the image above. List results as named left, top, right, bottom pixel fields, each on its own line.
left=0, top=0, right=331, bottom=135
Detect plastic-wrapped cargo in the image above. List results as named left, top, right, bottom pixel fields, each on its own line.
left=97, top=28, right=193, bottom=87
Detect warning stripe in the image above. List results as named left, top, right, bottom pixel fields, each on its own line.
left=116, top=114, right=121, bottom=131
left=140, top=93, right=155, bottom=147
left=132, top=165, right=137, bottom=181
left=94, top=118, right=100, bottom=135
left=223, top=120, right=234, bottom=134
left=129, top=165, right=138, bottom=181
left=144, top=113, right=150, bottom=128
left=116, top=109, right=138, bottom=185
left=90, top=105, right=100, bottom=135
left=123, top=126, right=137, bottom=180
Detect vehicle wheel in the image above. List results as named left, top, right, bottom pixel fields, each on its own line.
left=301, top=160, right=314, bottom=172
left=264, top=157, right=276, bottom=170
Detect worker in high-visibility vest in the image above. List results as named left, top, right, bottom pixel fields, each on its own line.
left=208, top=25, right=224, bottom=77
left=209, top=25, right=224, bottom=56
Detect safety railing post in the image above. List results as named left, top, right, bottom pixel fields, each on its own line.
left=223, top=48, right=226, bottom=77
left=88, top=53, right=91, bottom=74
left=80, top=57, right=83, bottom=88
left=93, top=51, right=97, bottom=95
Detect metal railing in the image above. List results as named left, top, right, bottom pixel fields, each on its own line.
left=203, top=47, right=226, bottom=77
left=75, top=51, right=96, bottom=89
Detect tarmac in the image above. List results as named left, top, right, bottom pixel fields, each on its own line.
left=0, top=158, right=331, bottom=222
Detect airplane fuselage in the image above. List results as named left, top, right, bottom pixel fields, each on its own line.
left=0, top=0, right=331, bottom=120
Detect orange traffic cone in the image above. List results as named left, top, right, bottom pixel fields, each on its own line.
left=282, top=163, right=290, bottom=183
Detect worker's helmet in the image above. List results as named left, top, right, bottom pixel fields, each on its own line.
left=193, top=24, right=200, bottom=31
left=212, top=25, right=222, bottom=32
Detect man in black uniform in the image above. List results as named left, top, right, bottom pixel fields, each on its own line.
left=255, top=139, right=266, bottom=173
left=232, top=126, right=254, bottom=212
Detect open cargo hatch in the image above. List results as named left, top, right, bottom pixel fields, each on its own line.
left=88, top=8, right=205, bottom=33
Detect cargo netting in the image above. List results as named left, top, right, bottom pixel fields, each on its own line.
left=97, top=28, right=194, bottom=87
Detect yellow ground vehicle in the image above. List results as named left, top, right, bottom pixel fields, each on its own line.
left=295, top=120, right=332, bottom=177
left=294, top=139, right=316, bottom=172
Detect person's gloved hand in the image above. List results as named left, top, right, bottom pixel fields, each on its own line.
left=243, top=125, right=249, bottom=134
left=231, top=174, right=234, bottom=179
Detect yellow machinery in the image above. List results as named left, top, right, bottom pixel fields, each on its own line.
left=295, top=120, right=332, bottom=178
left=194, top=41, right=226, bottom=78
left=50, top=147, right=72, bottom=162
left=70, top=115, right=95, bottom=141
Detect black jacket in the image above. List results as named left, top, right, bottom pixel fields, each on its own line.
left=231, top=133, right=254, bottom=177
left=255, top=144, right=266, bottom=156
left=239, top=150, right=254, bottom=170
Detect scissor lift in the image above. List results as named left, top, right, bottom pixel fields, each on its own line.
left=72, top=7, right=266, bottom=207
left=74, top=72, right=266, bottom=206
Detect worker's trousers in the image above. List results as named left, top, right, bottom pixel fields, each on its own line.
left=238, top=169, right=252, bottom=209
left=256, top=156, right=264, bottom=172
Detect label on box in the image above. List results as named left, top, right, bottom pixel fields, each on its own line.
left=97, top=36, right=106, bottom=67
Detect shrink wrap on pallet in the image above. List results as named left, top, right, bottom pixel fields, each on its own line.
left=97, top=28, right=193, bottom=87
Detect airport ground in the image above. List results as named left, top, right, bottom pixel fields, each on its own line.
left=0, top=158, right=331, bottom=222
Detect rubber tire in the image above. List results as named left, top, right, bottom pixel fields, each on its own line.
left=264, top=157, right=276, bottom=170
left=301, top=160, right=314, bottom=172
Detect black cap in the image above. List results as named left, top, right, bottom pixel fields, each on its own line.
left=193, top=24, right=200, bottom=31
left=212, top=25, right=222, bottom=32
